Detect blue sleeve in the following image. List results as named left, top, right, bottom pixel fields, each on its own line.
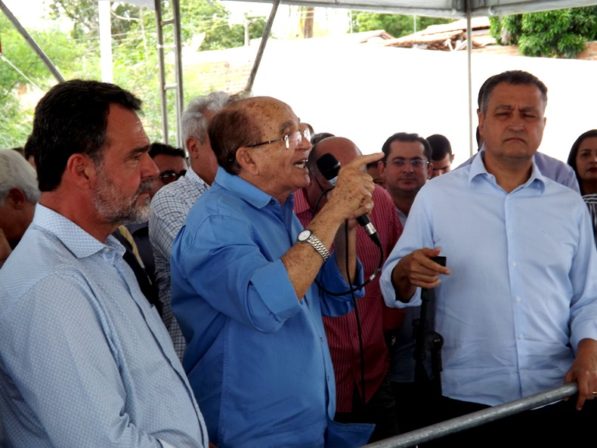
left=317, top=255, right=364, bottom=317
left=569, top=206, right=597, bottom=349
left=380, top=190, right=435, bottom=307
left=172, top=214, right=302, bottom=334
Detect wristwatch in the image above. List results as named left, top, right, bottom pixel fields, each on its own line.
left=297, top=229, right=330, bottom=261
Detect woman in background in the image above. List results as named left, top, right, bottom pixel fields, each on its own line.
left=567, top=129, right=597, bottom=245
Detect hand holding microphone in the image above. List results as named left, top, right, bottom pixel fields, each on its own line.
left=316, top=152, right=384, bottom=246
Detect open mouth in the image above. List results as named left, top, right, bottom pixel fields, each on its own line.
left=293, top=159, right=308, bottom=169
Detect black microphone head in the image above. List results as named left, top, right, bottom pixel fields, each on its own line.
left=316, top=153, right=341, bottom=182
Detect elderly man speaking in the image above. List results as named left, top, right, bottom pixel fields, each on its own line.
left=171, top=96, right=383, bottom=447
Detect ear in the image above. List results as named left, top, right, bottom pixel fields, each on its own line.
left=5, top=188, right=27, bottom=209
left=64, top=153, right=96, bottom=188
left=186, top=137, right=199, bottom=159
left=235, top=146, right=259, bottom=175
left=378, top=159, right=386, bottom=176
left=477, top=110, right=486, bottom=141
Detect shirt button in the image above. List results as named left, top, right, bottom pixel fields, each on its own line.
left=516, top=296, right=522, bottom=303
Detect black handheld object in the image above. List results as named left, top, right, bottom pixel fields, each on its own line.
left=414, top=255, right=446, bottom=394
left=432, top=255, right=447, bottom=267
left=316, top=153, right=381, bottom=246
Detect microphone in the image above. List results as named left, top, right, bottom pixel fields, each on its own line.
left=316, top=153, right=381, bottom=246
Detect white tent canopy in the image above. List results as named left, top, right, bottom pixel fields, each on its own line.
left=230, top=0, right=597, bottom=17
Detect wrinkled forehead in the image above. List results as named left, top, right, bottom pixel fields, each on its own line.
left=488, top=82, right=546, bottom=108
left=246, top=98, right=299, bottom=135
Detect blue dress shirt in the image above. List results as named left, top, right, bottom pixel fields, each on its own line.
left=0, top=205, right=208, bottom=448
left=381, top=152, right=597, bottom=406
left=171, top=168, right=370, bottom=447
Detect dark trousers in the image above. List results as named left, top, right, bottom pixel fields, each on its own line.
left=422, top=395, right=597, bottom=447
left=334, top=376, right=400, bottom=443
left=392, top=381, right=443, bottom=435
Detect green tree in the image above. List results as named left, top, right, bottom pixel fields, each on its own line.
left=5, top=0, right=267, bottom=144
left=0, top=15, right=89, bottom=148
left=351, top=12, right=451, bottom=38
left=49, top=0, right=141, bottom=40
left=490, top=7, right=597, bottom=58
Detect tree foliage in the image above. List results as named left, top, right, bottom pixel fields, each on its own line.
left=49, top=0, right=266, bottom=50
left=351, top=12, right=451, bottom=38
left=0, top=15, right=88, bottom=148
left=49, top=0, right=141, bottom=40
left=490, top=7, right=597, bottom=58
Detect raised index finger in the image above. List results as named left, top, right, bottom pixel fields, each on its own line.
left=345, top=152, right=385, bottom=170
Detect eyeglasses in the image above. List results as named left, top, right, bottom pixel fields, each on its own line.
left=391, top=158, right=429, bottom=169
left=159, top=169, right=187, bottom=184
left=246, top=128, right=312, bottom=150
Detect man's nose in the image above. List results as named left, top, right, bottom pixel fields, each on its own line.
left=142, top=153, right=159, bottom=178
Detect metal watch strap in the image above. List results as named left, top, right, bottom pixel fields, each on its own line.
left=305, top=234, right=330, bottom=261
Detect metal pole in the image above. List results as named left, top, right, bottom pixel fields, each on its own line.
left=98, top=0, right=113, bottom=82
left=172, top=0, right=184, bottom=147
left=364, top=383, right=577, bottom=448
left=0, top=0, right=64, bottom=82
left=466, top=0, right=474, bottom=156
left=244, top=0, right=280, bottom=95
left=154, top=0, right=168, bottom=143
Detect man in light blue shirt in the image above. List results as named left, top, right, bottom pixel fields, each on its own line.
left=0, top=80, right=208, bottom=448
left=381, top=70, right=597, bottom=445
left=171, top=96, right=384, bottom=447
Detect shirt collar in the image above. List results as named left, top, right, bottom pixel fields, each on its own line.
left=468, top=150, right=546, bottom=193
left=214, top=167, right=295, bottom=210
left=33, top=203, right=124, bottom=259
left=185, top=166, right=209, bottom=189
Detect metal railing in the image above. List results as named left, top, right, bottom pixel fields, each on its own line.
left=364, top=383, right=578, bottom=448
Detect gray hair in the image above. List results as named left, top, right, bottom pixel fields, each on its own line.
left=0, top=149, right=40, bottom=204
left=182, top=92, right=231, bottom=146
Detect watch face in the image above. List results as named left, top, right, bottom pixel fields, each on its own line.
left=298, top=229, right=312, bottom=242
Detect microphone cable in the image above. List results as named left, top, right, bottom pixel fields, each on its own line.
left=314, top=182, right=384, bottom=296
left=341, top=219, right=367, bottom=406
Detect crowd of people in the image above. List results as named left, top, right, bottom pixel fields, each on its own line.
left=0, top=69, right=596, bottom=447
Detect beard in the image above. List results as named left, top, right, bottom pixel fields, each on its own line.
left=93, top=171, right=153, bottom=225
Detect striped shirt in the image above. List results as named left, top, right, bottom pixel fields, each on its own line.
left=149, top=167, right=209, bottom=358
left=295, top=185, right=403, bottom=412
left=583, top=193, right=597, bottom=247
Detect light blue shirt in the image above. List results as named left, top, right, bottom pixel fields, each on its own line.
left=381, top=153, right=597, bottom=406
left=460, top=149, right=580, bottom=192
left=171, top=168, right=371, bottom=447
left=0, top=204, right=208, bottom=448
left=149, top=167, right=209, bottom=358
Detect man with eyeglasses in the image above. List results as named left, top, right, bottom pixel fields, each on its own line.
left=377, top=132, right=436, bottom=434
left=378, top=133, right=433, bottom=227
left=149, top=142, right=188, bottom=193
left=170, top=96, right=384, bottom=447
